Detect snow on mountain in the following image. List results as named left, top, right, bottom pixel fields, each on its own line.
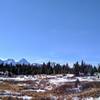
left=4, top=59, right=16, bottom=66
left=0, top=58, right=30, bottom=66
left=17, top=58, right=30, bottom=65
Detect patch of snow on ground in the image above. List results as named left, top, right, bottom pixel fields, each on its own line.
left=72, top=97, right=100, bottom=100
left=49, top=77, right=76, bottom=86
left=0, top=75, right=37, bottom=81
left=66, top=74, right=74, bottom=77
left=22, top=95, right=32, bottom=100
left=0, top=90, right=32, bottom=100
left=76, top=76, right=100, bottom=82
left=33, top=89, right=46, bottom=92
left=83, top=97, right=100, bottom=100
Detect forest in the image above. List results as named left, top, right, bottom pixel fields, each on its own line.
left=0, top=61, right=100, bottom=76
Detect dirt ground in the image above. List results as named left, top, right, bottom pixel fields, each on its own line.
left=0, top=81, right=100, bottom=100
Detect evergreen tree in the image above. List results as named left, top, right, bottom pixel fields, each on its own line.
left=73, top=61, right=80, bottom=76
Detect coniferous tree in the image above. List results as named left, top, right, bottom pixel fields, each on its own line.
left=73, top=61, right=80, bottom=76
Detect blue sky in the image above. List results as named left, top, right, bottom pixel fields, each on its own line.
left=0, top=0, right=100, bottom=64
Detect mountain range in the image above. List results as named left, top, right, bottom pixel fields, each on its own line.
left=0, top=58, right=30, bottom=65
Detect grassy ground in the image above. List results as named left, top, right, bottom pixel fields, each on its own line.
left=0, top=81, right=100, bottom=100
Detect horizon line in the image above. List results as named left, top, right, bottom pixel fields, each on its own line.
left=0, top=57, right=100, bottom=66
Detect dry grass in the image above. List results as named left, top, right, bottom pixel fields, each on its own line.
left=0, top=82, right=22, bottom=92
left=66, top=88, right=100, bottom=100
left=0, top=81, right=100, bottom=100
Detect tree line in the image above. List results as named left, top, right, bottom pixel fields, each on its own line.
left=0, top=61, right=100, bottom=76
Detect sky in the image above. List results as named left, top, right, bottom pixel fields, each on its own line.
left=0, top=0, right=100, bottom=65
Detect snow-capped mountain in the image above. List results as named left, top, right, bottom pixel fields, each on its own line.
left=0, top=58, right=30, bottom=65
left=4, top=59, right=16, bottom=66
left=17, top=58, right=30, bottom=65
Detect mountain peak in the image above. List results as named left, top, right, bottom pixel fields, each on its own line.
left=18, top=58, right=30, bottom=65
left=4, top=59, right=16, bottom=65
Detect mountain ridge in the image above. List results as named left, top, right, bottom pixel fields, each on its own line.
left=0, top=58, right=30, bottom=65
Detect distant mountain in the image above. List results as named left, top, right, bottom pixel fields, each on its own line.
left=32, top=63, right=42, bottom=67
left=0, top=58, right=31, bottom=66
left=17, top=58, right=30, bottom=65
left=0, top=59, right=4, bottom=64
left=4, top=59, right=16, bottom=66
